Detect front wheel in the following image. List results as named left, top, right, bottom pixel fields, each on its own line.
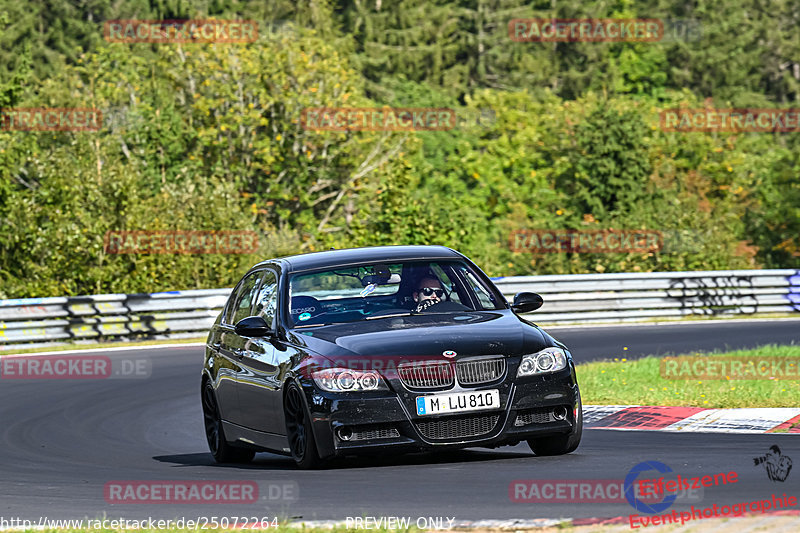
left=528, top=397, right=583, bottom=456
left=284, top=383, right=325, bottom=469
left=202, top=381, right=255, bottom=464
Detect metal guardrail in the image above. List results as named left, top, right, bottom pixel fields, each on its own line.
left=0, top=289, right=231, bottom=350
left=1, top=270, right=798, bottom=349
left=493, top=269, right=800, bottom=323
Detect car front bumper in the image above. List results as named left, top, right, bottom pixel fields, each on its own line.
left=302, top=363, right=580, bottom=459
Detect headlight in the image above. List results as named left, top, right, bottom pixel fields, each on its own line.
left=312, top=367, right=388, bottom=392
left=517, top=347, right=568, bottom=377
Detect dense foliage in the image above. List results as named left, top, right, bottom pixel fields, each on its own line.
left=1, top=0, right=798, bottom=297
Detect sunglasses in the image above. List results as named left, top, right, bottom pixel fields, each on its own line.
left=419, top=287, right=444, bottom=297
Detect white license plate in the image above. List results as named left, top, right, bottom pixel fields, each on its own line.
left=415, top=390, right=500, bottom=416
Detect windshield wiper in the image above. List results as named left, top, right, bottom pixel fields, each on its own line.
left=365, top=312, right=412, bottom=320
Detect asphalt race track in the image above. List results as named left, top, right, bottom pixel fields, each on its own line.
left=1, top=320, right=799, bottom=522
left=551, top=318, right=800, bottom=363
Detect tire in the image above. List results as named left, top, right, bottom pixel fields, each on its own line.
left=202, top=381, right=255, bottom=464
left=284, top=383, right=325, bottom=469
left=528, top=397, right=583, bottom=456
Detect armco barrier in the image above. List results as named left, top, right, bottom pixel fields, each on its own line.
left=1, top=270, right=798, bottom=349
left=0, top=289, right=231, bottom=349
left=493, top=269, right=800, bottom=323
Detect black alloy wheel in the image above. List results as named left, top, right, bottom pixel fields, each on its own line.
left=284, top=383, right=324, bottom=469
left=202, top=381, right=255, bottom=464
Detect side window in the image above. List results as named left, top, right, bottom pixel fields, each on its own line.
left=253, top=270, right=278, bottom=329
left=430, top=263, right=468, bottom=307
left=229, top=271, right=263, bottom=325
left=462, top=268, right=499, bottom=310
left=222, top=288, right=238, bottom=324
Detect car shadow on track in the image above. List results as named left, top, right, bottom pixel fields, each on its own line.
left=153, top=447, right=533, bottom=471
left=153, top=452, right=297, bottom=470
left=327, top=448, right=534, bottom=470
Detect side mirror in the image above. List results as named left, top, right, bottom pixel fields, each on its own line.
left=511, top=292, right=544, bottom=314
left=234, top=316, right=271, bottom=337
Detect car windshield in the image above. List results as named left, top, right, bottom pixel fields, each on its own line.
left=287, top=260, right=504, bottom=327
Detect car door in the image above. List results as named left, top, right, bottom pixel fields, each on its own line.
left=235, top=269, right=287, bottom=434
left=218, top=269, right=265, bottom=427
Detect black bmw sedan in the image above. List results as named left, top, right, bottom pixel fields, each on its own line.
left=201, top=245, right=582, bottom=468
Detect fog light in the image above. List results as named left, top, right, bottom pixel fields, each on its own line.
left=553, top=406, right=568, bottom=420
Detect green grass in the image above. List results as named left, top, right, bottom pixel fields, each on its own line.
left=577, top=344, right=800, bottom=408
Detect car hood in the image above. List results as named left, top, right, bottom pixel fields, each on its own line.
left=289, top=311, right=554, bottom=359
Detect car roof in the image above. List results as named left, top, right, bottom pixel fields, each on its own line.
left=254, top=245, right=465, bottom=274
